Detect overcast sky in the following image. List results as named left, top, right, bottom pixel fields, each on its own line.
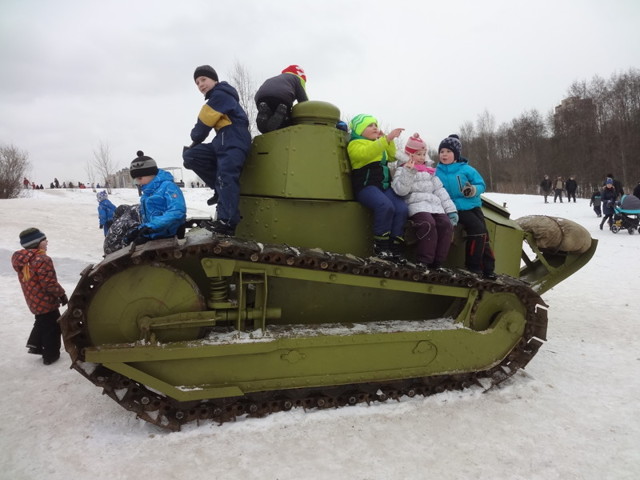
left=1, top=0, right=639, bottom=186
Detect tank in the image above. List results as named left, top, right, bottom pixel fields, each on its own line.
left=59, top=101, right=597, bottom=431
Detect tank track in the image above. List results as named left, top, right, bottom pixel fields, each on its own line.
left=60, top=232, right=548, bottom=431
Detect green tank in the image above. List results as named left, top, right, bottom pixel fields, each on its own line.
left=59, top=101, right=597, bottom=430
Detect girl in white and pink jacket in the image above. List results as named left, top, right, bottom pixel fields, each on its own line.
left=391, top=133, right=458, bottom=270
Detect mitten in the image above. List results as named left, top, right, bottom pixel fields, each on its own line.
left=132, top=226, right=154, bottom=245
left=448, top=212, right=459, bottom=226
left=462, top=184, right=477, bottom=198
left=99, top=225, right=103, bottom=229
left=59, top=294, right=68, bottom=306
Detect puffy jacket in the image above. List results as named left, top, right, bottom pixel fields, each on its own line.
left=392, top=166, right=457, bottom=217
left=435, top=158, right=486, bottom=211
left=348, top=136, right=397, bottom=193
left=190, top=81, right=251, bottom=153
left=11, top=249, right=65, bottom=315
left=139, top=169, right=187, bottom=238
left=254, top=73, right=308, bottom=106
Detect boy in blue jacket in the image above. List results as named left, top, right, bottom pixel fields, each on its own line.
left=182, top=65, right=252, bottom=236
left=125, top=151, right=187, bottom=246
left=435, top=135, right=496, bottom=279
left=97, top=190, right=116, bottom=236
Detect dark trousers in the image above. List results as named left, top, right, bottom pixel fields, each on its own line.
left=542, top=191, right=551, bottom=203
left=553, top=189, right=563, bottom=202
left=26, top=309, right=61, bottom=362
left=410, top=212, right=453, bottom=265
left=356, top=186, right=408, bottom=238
left=567, top=190, right=577, bottom=202
left=458, top=208, right=495, bottom=274
left=593, top=205, right=602, bottom=216
left=183, top=143, right=247, bottom=226
left=255, top=96, right=292, bottom=133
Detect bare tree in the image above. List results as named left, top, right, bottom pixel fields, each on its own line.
left=229, top=61, right=258, bottom=137
left=0, top=144, right=30, bottom=199
left=93, top=141, right=116, bottom=193
left=476, top=110, right=496, bottom=191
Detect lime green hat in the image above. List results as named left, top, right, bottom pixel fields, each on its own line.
left=350, top=114, right=378, bottom=136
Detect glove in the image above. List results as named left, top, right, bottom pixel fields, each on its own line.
left=99, top=225, right=103, bottom=229
left=105, top=220, right=113, bottom=230
left=59, top=294, right=68, bottom=306
left=448, top=212, right=459, bottom=226
left=462, top=184, right=477, bottom=198
left=126, top=226, right=154, bottom=245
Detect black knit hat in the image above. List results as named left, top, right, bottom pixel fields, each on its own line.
left=19, top=227, right=46, bottom=249
left=193, top=65, right=218, bottom=82
left=438, top=134, right=462, bottom=161
left=130, top=150, right=159, bottom=178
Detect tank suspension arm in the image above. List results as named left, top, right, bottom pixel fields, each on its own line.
left=138, top=307, right=282, bottom=342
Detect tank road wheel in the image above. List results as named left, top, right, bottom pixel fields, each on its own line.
left=86, top=264, right=206, bottom=345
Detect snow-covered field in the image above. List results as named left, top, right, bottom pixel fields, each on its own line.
left=1, top=188, right=638, bottom=480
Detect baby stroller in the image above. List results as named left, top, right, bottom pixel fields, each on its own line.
left=611, top=194, right=640, bottom=234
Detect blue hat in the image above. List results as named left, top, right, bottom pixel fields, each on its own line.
left=606, top=178, right=613, bottom=185
left=19, top=227, right=46, bottom=249
left=438, top=135, right=462, bottom=161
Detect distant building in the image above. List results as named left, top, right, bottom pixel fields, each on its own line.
left=553, top=96, right=597, bottom=136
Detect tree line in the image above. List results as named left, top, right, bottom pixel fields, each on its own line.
left=451, top=68, right=640, bottom=197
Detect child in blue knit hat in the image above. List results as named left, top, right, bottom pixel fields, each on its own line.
left=97, top=190, right=116, bottom=236
left=435, top=135, right=496, bottom=279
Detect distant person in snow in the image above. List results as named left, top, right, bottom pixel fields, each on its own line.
left=565, top=175, right=578, bottom=203
left=182, top=64, right=251, bottom=236
left=603, top=173, right=624, bottom=200
left=122, top=151, right=187, bottom=247
left=96, top=190, right=116, bottom=236
left=254, top=64, right=308, bottom=134
left=11, top=228, right=67, bottom=365
left=600, top=179, right=617, bottom=230
left=539, top=174, right=552, bottom=203
left=589, top=189, right=602, bottom=217
left=553, top=176, right=564, bottom=203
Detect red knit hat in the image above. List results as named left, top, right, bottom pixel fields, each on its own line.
left=282, top=65, right=306, bottom=82
left=405, top=133, right=427, bottom=154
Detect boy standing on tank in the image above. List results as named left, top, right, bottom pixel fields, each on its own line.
left=255, top=65, right=308, bottom=134
left=97, top=190, right=116, bottom=236
left=11, top=228, right=67, bottom=365
left=182, top=65, right=252, bottom=236
left=124, top=151, right=187, bottom=246
left=347, top=114, right=407, bottom=260
left=435, top=135, right=496, bottom=279
left=392, top=133, right=457, bottom=270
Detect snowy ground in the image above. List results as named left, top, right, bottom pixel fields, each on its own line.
left=0, top=188, right=638, bottom=480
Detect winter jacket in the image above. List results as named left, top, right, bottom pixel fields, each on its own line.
left=190, top=81, right=252, bottom=154
left=589, top=191, right=602, bottom=207
left=565, top=178, right=578, bottom=193
left=139, top=169, right=187, bottom=239
left=103, top=204, right=141, bottom=255
left=11, top=248, right=65, bottom=315
left=633, top=183, right=640, bottom=198
left=435, top=158, right=486, bottom=211
left=601, top=186, right=618, bottom=215
left=392, top=166, right=457, bottom=217
left=98, top=198, right=116, bottom=234
left=347, top=136, right=397, bottom=194
left=540, top=177, right=552, bottom=192
left=254, top=73, right=308, bottom=107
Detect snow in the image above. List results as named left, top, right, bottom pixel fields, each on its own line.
left=1, top=188, right=639, bottom=480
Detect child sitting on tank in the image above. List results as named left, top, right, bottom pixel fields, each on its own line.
left=97, top=190, right=117, bottom=236
left=435, top=135, right=496, bottom=279
left=122, top=151, right=187, bottom=247
left=347, top=114, right=407, bottom=260
left=182, top=65, right=251, bottom=236
left=255, top=65, right=308, bottom=134
left=391, top=133, right=457, bottom=270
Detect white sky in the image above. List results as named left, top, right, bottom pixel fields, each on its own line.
left=1, top=0, right=639, bottom=186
